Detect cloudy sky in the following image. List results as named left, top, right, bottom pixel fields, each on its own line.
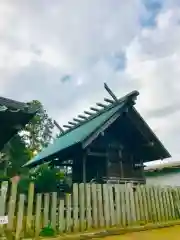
left=0, top=0, right=180, bottom=164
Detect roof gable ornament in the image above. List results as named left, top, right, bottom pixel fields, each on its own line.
left=55, top=82, right=123, bottom=135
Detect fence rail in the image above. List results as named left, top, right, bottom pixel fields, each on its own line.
left=0, top=182, right=180, bottom=239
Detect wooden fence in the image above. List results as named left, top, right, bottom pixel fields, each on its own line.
left=0, top=182, right=180, bottom=239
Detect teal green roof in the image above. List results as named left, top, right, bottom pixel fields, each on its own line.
left=24, top=102, right=125, bottom=167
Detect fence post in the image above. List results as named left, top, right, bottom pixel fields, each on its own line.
left=73, top=184, right=79, bottom=232
left=7, top=182, right=18, bottom=231
left=85, top=184, right=92, bottom=230
left=97, top=184, right=104, bottom=228
left=43, top=193, right=50, bottom=227
left=79, top=183, right=85, bottom=231
left=0, top=181, right=8, bottom=238
left=58, top=199, right=65, bottom=233
left=91, top=184, right=98, bottom=228
left=51, top=192, right=57, bottom=230
left=26, top=182, right=34, bottom=234
left=102, top=184, right=110, bottom=228
left=0, top=181, right=8, bottom=216
left=114, top=184, right=121, bottom=226
left=126, top=183, right=136, bottom=225
left=15, top=194, right=25, bottom=240
left=65, top=193, right=72, bottom=233
left=108, top=184, right=115, bottom=226
left=35, top=194, right=42, bottom=238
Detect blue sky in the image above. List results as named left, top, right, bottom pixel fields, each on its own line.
left=141, top=0, right=162, bottom=27
left=0, top=0, right=180, bottom=165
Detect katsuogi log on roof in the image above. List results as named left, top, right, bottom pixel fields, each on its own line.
left=0, top=96, right=37, bottom=150
left=24, top=85, right=171, bottom=168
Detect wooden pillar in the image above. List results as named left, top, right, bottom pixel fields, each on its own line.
left=82, top=154, right=87, bottom=184
left=141, top=159, right=146, bottom=183
left=106, top=149, right=109, bottom=178
left=118, top=149, right=124, bottom=178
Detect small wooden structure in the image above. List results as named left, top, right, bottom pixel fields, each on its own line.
left=24, top=84, right=171, bottom=184
left=0, top=96, right=37, bottom=150
left=0, top=96, right=37, bottom=173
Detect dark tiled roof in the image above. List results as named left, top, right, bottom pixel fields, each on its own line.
left=0, top=96, right=36, bottom=113
left=0, top=96, right=37, bottom=150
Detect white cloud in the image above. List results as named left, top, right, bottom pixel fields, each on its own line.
left=0, top=0, right=180, bottom=163
left=126, top=3, right=180, bottom=161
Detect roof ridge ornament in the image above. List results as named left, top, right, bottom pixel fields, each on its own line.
left=56, top=83, right=139, bottom=135
left=104, top=82, right=118, bottom=102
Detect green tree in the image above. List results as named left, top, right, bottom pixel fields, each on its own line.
left=23, top=100, right=54, bottom=153
left=31, top=164, right=58, bottom=192
left=0, top=134, right=31, bottom=177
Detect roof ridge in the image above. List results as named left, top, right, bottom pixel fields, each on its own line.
left=0, top=96, right=38, bottom=114
left=59, top=90, right=139, bottom=137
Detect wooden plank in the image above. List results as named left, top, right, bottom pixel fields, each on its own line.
left=0, top=181, right=8, bottom=216
left=133, top=185, right=141, bottom=224
left=119, top=185, right=126, bottom=227
left=91, top=184, right=98, bottom=228
left=140, top=185, right=149, bottom=224
left=108, top=184, right=115, bottom=226
left=157, top=186, right=165, bottom=222
left=148, top=185, right=158, bottom=223
left=168, top=187, right=176, bottom=220
left=35, top=194, right=42, bottom=238
left=0, top=181, right=8, bottom=237
left=160, top=187, right=168, bottom=222
left=153, top=186, right=161, bottom=222
left=114, top=184, right=121, bottom=226
left=51, top=192, right=57, bottom=230
left=97, top=184, right=104, bottom=228
left=15, top=194, right=25, bottom=240
left=136, top=185, right=144, bottom=224
left=165, top=186, right=173, bottom=221
left=65, top=194, right=72, bottom=233
left=127, top=183, right=136, bottom=225
left=43, top=193, right=50, bottom=227
left=172, top=187, right=180, bottom=219
left=163, top=187, right=172, bottom=221
left=7, top=182, right=18, bottom=230
left=175, top=187, right=180, bottom=218
left=79, top=183, right=85, bottom=231
left=124, top=184, right=132, bottom=226
left=143, top=185, right=152, bottom=222
left=102, top=184, right=110, bottom=228
left=58, top=199, right=65, bottom=233
left=85, top=184, right=92, bottom=229
left=73, top=184, right=79, bottom=232
left=26, top=183, right=34, bottom=232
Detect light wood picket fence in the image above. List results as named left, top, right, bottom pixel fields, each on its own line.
left=0, top=182, right=180, bottom=239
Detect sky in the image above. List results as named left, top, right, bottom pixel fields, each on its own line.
left=0, top=0, right=180, bottom=165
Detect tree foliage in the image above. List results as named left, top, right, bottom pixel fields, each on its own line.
left=23, top=100, right=54, bottom=153
left=31, top=164, right=59, bottom=193
left=1, top=134, right=31, bottom=177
